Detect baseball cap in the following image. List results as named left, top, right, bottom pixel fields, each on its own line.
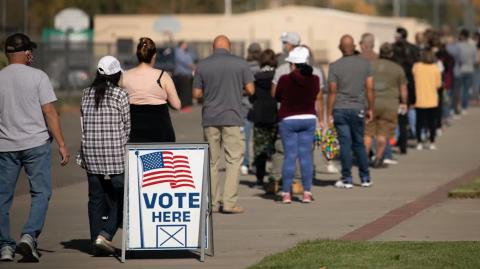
left=280, top=32, right=301, bottom=46
left=285, top=46, right=309, bottom=64
left=4, top=33, right=37, bottom=53
left=97, top=56, right=123, bottom=75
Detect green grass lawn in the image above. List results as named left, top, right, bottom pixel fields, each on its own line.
left=249, top=240, right=480, bottom=269
left=449, top=177, right=480, bottom=198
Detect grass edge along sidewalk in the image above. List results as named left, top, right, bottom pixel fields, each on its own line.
left=449, top=177, right=480, bottom=198
left=248, top=240, right=480, bottom=269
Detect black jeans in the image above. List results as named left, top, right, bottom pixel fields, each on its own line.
left=87, top=173, right=124, bottom=242
left=416, top=108, right=437, bottom=143
left=397, top=113, right=408, bottom=154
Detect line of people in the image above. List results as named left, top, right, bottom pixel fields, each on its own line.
left=1, top=26, right=478, bottom=262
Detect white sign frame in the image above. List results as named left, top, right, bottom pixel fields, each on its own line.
left=121, top=143, right=214, bottom=262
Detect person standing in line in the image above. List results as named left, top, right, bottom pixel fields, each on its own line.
left=392, top=27, right=420, bottom=153
left=456, top=29, right=477, bottom=114
left=250, top=49, right=278, bottom=186
left=269, top=32, right=329, bottom=194
left=173, top=40, right=195, bottom=112
left=364, top=43, right=408, bottom=168
left=327, top=35, right=374, bottom=189
left=193, top=35, right=255, bottom=214
left=241, top=42, right=262, bottom=175
left=80, top=56, right=130, bottom=256
left=0, top=33, right=70, bottom=262
left=274, top=46, right=322, bottom=203
left=121, top=37, right=181, bottom=143
left=412, top=49, right=442, bottom=150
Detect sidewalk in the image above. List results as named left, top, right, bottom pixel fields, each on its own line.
left=3, top=106, right=480, bottom=269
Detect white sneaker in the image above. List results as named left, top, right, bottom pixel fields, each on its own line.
left=416, top=144, right=423, bottom=150
left=461, top=110, right=468, bottom=115
left=429, top=144, right=437, bottom=150
left=436, top=129, right=443, bottom=137
left=361, top=181, right=372, bottom=187
left=326, top=162, right=339, bottom=174
left=383, top=158, right=398, bottom=165
left=240, top=165, right=249, bottom=175
left=334, top=180, right=353, bottom=189
left=0, top=246, right=14, bottom=262
left=17, top=234, right=39, bottom=262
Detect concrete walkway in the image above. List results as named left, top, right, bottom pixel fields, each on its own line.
left=2, top=106, right=480, bottom=269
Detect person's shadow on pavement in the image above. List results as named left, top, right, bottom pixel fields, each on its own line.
left=60, top=239, right=92, bottom=255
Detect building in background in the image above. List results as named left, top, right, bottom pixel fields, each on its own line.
left=94, top=5, right=429, bottom=64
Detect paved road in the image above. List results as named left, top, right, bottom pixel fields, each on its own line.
left=3, top=106, right=480, bottom=269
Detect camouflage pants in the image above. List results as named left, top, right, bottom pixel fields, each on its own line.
left=253, top=125, right=276, bottom=181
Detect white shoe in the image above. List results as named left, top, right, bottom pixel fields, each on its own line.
left=383, top=158, right=398, bottom=165
left=326, top=163, right=339, bottom=174
left=461, top=110, right=468, bottom=115
left=416, top=144, right=423, bottom=150
left=429, top=144, right=437, bottom=150
left=334, top=180, right=353, bottom=189
left=436, top=129, right=443, bottom=137
left=0, top=246, right=14, bottom=262
left=240, top=165, right=249, bottom=175
left=361, top=181, right=372, bottom=187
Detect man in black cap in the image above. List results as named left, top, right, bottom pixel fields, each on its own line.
left=0, top=33, right=70, bottom=262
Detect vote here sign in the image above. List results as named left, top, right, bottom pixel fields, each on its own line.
left=125, top=146, right=207, bottom=250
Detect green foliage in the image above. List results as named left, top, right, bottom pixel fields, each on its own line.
left=249, top=240, right=480, bottom=269
left=449, top=178, right=480, bottom=199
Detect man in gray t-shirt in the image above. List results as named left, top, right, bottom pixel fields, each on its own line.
left=327, top=35, right=374, bottom=188
left=193, top=35, right=254, bottom=214
left=0, top=33, right=69, bottom=262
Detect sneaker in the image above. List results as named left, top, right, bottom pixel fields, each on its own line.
left=17, top=234, right=39, bottom=262
left=334, top=180, right=353, bottom=189
left=383, top=158, right=398, bottom=165
left=0, top=246, right=14, bottom=262
left=94, top=235, right=115, bottom=254
left=429, top=144, right=437, bottom=150
left=281, top=192, right=292, bottom=204
left=436, top=129, right=443, bottom=137
left=361, top=181, right=372, bottom=187
left=371, top=159, right=388, bottom=169
left=302, top=192, right=313, bottom=203
left=416, top=144, right=423, bottom=150
left=240, top=165, right=249, bottom=175
left=222, top=205, right=245, bottom=214
left=461, top=110, right=468, bottom=115
left=326, top=162, right=339, bottom=174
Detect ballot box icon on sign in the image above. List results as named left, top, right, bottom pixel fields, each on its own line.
left=156, top=225, right=187, bottom=248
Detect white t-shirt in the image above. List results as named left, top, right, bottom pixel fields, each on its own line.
left=0, top=64, right=56, bottom=151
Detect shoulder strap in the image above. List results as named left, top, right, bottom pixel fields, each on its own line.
left=156, top=70, right=165, bottom=89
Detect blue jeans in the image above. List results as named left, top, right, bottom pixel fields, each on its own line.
left=87, top=173, right=124, bottom=242
left=242, top=119, right=253, bottom=167
left=278, top=118, right=316, bottom=193
left=461, top=73, right=473, bottom=110
left=333, top=109, right=370, bottom=183
left=408, top=108, right=416, bottom=138
left=0, top=142, right=52, bottom=248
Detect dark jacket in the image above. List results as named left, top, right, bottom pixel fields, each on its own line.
left=249, top=66, right=277, bottom=125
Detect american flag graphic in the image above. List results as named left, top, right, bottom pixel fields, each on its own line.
left=140, top=151, right=195, bottom=189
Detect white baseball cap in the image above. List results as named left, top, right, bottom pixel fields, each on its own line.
left=280, top=32, right=301, bottom=46
left=285, top=46, right=310, bottom=64
left=97, top=55, right=123, bottom=75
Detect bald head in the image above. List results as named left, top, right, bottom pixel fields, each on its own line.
left=213, top=35, right=231, bottom=51
left=339, top=35, right=355, bottom=56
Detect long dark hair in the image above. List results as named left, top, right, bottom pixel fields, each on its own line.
left=295, top=63, right=313, bottom=76
left=90, top=71, right=122, bottom=109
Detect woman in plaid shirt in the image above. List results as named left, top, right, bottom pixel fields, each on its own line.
left=80, top=56, right=130, bottom=256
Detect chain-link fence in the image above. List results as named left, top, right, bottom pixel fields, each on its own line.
left=31, top=40, right=254, bottom=93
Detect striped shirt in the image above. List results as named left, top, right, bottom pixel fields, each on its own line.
left=80, top=84, right=130, bottom=175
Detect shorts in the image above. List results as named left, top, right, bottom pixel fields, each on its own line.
left=365, top=106, right=397, bottom=137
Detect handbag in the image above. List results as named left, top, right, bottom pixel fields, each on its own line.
left=315, top=127, right=340, bottom=160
